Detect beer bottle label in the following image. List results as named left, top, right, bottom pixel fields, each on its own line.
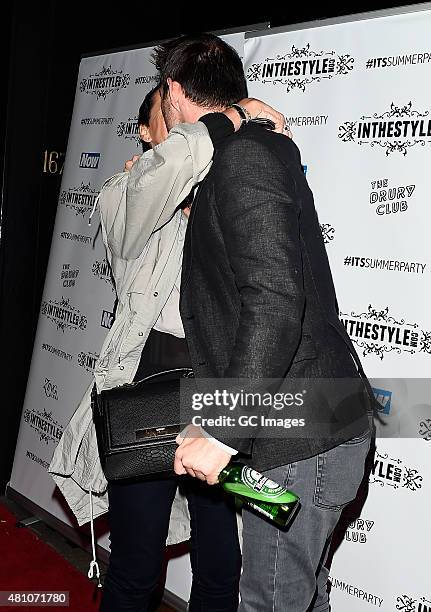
left=241, top=466, right=287, bottom=499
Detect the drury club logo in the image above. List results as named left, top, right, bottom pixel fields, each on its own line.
left=23, top=407, right=63, bottom=446
left=77, top=350, right=99, bottom=373
left=339, top=102, right=431, bottom=155
left=117, top=116, right=140, bottom=146
left=396, top=594, right=431, bottom=612
left=371, top=448, right=423, bottom=491
left=59, top=182, right=99, bottom=218
left=344, top=517, right=375, bottom=544
left=79, top=65, right=130, bottom=100
left=247, top=44, right=354, bottom=92
left=41, top=297, right=87, bottom=333
left=60, top=263, right=79, bottom=288
left=79, top=152, right=100, bottom=169
left=92, top=258, right=114, bottom=290
left=369, top=178, right=415, bottom=215
left=340, top=305, right=431, bottom=360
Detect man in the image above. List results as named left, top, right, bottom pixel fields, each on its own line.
left=154, top=34, right=375, bottom=611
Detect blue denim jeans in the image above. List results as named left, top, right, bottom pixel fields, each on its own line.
left=239, top=430, right=371, bottom=612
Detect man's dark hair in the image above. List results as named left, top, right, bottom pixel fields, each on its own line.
left=138, top=84, right=160, bottom=127
left=153, top=33, right=247, bottom=108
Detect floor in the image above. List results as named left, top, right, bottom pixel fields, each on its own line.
left=0, top=495, right=176, bottom=611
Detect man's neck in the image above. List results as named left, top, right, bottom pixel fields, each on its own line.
left=183, top=104, right=225, bottom=123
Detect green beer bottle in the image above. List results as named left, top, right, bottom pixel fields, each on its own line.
left=218, top=462, right=300, bottom=528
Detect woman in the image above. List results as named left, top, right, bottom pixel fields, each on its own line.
left=49, top=86, right=287, bottom=611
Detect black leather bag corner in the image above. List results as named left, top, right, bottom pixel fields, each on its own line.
left=91, top=368, right=193, bottom=482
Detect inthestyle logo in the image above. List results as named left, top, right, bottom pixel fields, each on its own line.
left=60, top=263, right=80, bottom=288
left=79, top=65, right=130, bottom=100
left=247, top=44, right=354, bottom=92
left=395, top=594, right=431, bottom=611
left=340, top=305, right=431, bottom=360
left=77, top=350, right=100, bottom=373
left=320, top=223, right=335, bottom=244
left=369, top=178, right=415, bottom=215
left=43, top=378, right=58, bottom=401
left=41, top=297, right=87, bottom=333
left=117, top=116, right=140, bottom=146
left=23, top=407, right=63, bottom=446
left=372, top=387, right=392, bottom=415
left=59, top=182, right=99, bottom=218
left=92, top=258, right=114, bottom=290
left=419, top=419, right=431, bottom=442
left=344, top=517, right=375, bottom=544
left=371, top=448, right=423, bottom=491
left=79, top=152, right=100, bottom=169
left=339, top=102, right=431, bottom=155
left=101, top=309, right=114, bottom=329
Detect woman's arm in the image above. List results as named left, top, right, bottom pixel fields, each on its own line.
left=99, top=99, right=287, bottom=261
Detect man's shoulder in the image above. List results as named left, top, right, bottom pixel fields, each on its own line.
left=215, top=123, right=299, bottom=163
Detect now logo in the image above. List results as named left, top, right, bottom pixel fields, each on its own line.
left=79, top=152, right=100, bottom=169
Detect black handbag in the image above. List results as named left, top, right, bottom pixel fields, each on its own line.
left=91, top=368, right=194, bottom=482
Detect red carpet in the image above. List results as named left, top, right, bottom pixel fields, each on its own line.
left=0, top=503, right=102, bottom=610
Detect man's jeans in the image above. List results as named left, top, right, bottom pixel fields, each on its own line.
left=239, top=430, right=371, bottom=612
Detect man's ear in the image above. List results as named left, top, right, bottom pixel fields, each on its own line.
left=167, top=77, right=183, bottom=111
left=139, top=124, right=151, bottom=143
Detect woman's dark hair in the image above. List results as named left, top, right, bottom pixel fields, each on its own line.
left=138, top=84, right=160, bottom=127
left=137, top=85, right=160, bottom=152
left=152, top=33, right=247, bottom=108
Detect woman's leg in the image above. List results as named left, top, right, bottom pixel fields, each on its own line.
left=185, top=477, right=241, bottom=612
left=100, top=477, right=178, bottom=612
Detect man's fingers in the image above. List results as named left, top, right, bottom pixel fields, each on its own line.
left=174, top=448, right=187, bottom=475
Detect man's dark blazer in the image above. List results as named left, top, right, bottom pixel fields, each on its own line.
left=180, top=114, right=374, bottom=471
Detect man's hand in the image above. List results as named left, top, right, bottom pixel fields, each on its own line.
left=124, top=155, right=140, bottom=172
left=175, top=425, right=231, bottom=485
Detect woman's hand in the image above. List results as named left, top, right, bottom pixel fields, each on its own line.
left=223, top=98, right=292, bottom=137
left=124, top=155, right=140, bottom=172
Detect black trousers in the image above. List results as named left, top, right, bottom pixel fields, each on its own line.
left=100, top=329, right=241, bottom=612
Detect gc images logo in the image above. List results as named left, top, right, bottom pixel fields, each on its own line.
left=247, top=43, right=354, bottom=92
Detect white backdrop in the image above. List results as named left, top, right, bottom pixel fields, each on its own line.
left=9, top=9, right=431, bottom=610
left=245, top=7, right=431, bottom=611
left=8, top=33, right=245, bottom=603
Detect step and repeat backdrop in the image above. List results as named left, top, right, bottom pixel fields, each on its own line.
left=9, top=7, right=431, bottom=610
